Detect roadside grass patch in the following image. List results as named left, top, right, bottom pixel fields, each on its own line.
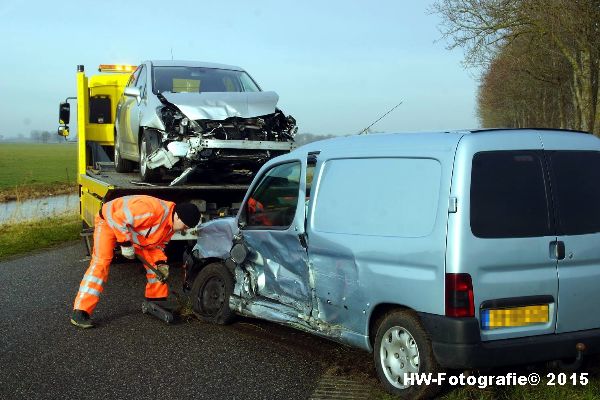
left=0, top=213, right=80, bottom=261
left=0, top=143, right=77, bottom=201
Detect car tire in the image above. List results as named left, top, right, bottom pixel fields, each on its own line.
left=373, top=310, right=443, bottom=400
left=190, top=262, right=236, bottom=325
left=139, top=129, right=162, bottom=182
left=114, top=130, right=134, bottom=173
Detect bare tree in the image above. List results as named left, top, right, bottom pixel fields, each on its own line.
left=30, top=130, right=41, bottom=143
left=40, top=131, right=50, bottom=144
left=432, top=0, right=600, bottom=134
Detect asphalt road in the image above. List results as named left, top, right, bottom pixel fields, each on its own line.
left=0, top=242, right=382, bottom=400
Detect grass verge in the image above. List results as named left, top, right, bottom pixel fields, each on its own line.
left=0, top=143, right=77, bottom=201
left=0, top=213, right=81, bottom=261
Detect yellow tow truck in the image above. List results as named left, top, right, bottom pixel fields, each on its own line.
left=58, top=64, right=248, bottom=250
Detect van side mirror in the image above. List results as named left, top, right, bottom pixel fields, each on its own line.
left=59, top=102, right=70, bottom=124
left=229, top=242, right=249, bottom=265
left=124, top=87, right=141, bottom=103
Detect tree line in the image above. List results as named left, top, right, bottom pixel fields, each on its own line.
left=432, top=0, right=600, bottom=135
left=0, top=130, right=67, bottom=143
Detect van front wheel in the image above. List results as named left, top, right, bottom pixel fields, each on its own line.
left=373, top=310, right=442, bottom=399
left=191, top=262, right=236, bottom=325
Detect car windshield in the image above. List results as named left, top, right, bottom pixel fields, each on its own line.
left=152, top=66, right=260, bottom=94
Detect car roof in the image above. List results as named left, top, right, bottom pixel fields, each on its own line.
left=146, top=60, right=245, bottom=71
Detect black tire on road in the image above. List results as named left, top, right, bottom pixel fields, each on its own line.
left=373, top=310, right=443, bottom=400
left=191, top=262, right=236, bottom=325
left=139, top=129, right=162, bottom=182
left=114, top=130, right=134, bottom=172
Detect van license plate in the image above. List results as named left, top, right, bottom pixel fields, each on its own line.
left=481, top=304, right=549, bottom=330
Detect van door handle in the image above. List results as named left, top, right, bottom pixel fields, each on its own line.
left=550, top=240, right=565, bottom=260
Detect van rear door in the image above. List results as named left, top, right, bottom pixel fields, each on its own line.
left=541, top=133, right=600, bottom=333
left=448, top=132, right=558, bottom=341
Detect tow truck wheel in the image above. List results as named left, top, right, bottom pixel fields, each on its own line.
left=114, top=130, right=134, bottom=173
left=139, top=130, right=162, bottom=182
left=191, top=262, right=236, bottom=325
left=373, top=310, right=442, bottom=399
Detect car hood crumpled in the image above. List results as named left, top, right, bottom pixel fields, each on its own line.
left=161, top=91, right=280, bottom=121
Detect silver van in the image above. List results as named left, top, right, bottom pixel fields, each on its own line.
left=183, top=129, right=600, bottom=399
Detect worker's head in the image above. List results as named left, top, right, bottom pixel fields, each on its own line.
left=173, top=202, right=201, bottom=232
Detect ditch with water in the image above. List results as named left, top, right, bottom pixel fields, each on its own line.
left=0, top=193, right=78, bottom=225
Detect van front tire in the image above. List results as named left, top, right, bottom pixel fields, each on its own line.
left=191, top=262, right=236, bottom=325
left=374, top=310, right=442, bottom=400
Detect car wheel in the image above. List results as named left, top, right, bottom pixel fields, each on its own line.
left=114, top=130, right=134, bottom=172
left=139, top=130, right=162, bottom=182
left=190, top=262, right=236, bottom=325
left=373, top=310, right=442, bottom=400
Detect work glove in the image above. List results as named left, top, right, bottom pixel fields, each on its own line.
left=120, top=245, right=135, bottom=260
left=156, top=264, right=169, bottom=281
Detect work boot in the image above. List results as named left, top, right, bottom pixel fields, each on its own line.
left=70, top=310, right=94, bottom=329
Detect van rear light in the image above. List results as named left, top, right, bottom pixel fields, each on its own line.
left=445, top=273, right=474, bottom=317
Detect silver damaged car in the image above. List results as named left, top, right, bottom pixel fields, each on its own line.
left=114, top=60, right=297, bottom=185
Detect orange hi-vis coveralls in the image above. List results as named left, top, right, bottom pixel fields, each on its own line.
left=73, top=195, right=176, bottom=315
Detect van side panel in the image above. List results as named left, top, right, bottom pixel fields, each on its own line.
left=447, top=132, right=559, bottom=341
left=307, top=145, right=456, bottom=339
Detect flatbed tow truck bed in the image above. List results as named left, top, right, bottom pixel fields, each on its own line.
left=79, top=166, right=249, bottom=233
left=86, top=169, right=249, bottom=191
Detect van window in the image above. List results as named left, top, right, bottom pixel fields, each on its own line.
left=240, top=162, right=301, bottom=229
left=549, top=151, right=600, bottom=235
left=470, top=151, right=551, bottom=238
left=312, top=158, right=441, bottom=237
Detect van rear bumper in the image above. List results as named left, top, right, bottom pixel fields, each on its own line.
left=418, top=313, right=600, bottom=369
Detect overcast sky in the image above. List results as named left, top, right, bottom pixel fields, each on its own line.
left=0, top=0, right=479, bottom=138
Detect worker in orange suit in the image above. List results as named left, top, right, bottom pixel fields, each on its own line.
left=71, top=195, right=200, bottom=329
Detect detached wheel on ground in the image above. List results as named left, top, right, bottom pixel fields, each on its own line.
left=373, top=310, right=443, bottom=400
left=191, top=262, right=235, bottom=325
left=139, top=129, right=162, bottom=182
left=114, top=130, right=134, bottom=172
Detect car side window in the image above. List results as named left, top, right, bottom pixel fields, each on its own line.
left=136, top=65, right=147, bottom=98
left=240, top=162, right=301, bottom=229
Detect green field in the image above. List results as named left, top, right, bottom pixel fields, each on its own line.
left=0, top=143, right=77, bottom=201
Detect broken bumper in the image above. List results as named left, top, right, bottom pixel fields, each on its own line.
left=189, top=138, right=294, bottom=151
left=146, top=138, right=294, bottom=170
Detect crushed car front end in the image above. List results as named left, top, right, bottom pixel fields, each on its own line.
left=139, top=62, right=297, bottom=183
